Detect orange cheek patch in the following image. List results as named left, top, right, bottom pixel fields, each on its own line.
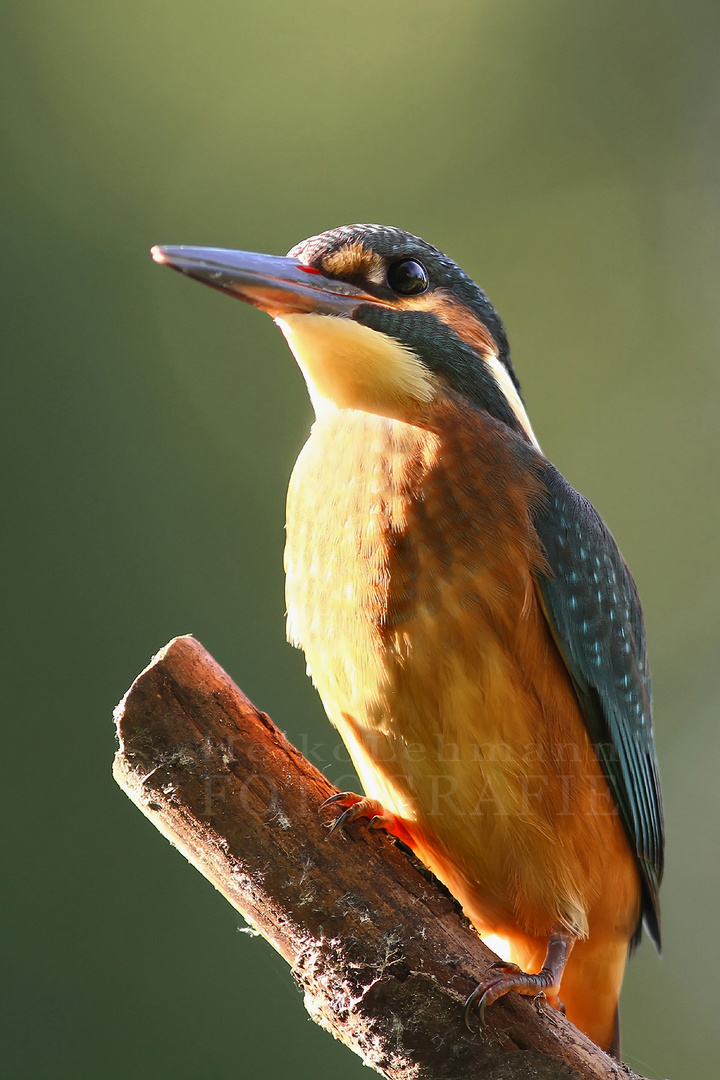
left=392, top=291, right=541, bottom=450
left=433, top=297, right=498, bottom=357
left=398, top=291, right=498, bottom=357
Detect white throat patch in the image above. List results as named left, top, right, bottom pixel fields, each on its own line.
left=484, top=352, right=541, bottom=451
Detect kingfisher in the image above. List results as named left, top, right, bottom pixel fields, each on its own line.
left=151, top=225, right=663, bottom=1057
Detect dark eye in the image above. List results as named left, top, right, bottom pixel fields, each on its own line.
left=387, top=258, right=429, bottom=295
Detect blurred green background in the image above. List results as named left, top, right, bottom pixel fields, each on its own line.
left=3, top=1, right=719, bottom=1077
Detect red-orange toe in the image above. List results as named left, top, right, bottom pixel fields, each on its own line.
left=320, top=792, right=408, bottom=842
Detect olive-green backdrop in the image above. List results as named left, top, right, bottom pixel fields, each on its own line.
left=3, top=2, right=719, bottom=1077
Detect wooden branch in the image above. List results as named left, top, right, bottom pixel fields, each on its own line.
left=113, top=636, right=646, bottom=1080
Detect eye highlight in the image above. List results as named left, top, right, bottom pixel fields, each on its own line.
left=387, top=258, right=429, bottom=296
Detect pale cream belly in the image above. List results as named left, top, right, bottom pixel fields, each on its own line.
left=285, top=404, right=639, bottom=949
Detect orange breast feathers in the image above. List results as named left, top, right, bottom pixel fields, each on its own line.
left=284, top=394, right=640, bottom=1049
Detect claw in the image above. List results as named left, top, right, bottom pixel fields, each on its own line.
left=319, top=791, right=361, bottom=810
left=486, top=960, right=522, bottom=975
left=463, top=993, right=477, bottom=1033
left=464, top=930, right=575, bottom=1034
left=464, top=972, right=516, bottom=1030
left=326, top=806, right=357, bottom=838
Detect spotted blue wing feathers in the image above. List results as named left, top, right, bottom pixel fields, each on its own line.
left=533, top=464, right=663, bottom=951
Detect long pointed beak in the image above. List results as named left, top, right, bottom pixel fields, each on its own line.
left=151, top=244, right=376, bottom=317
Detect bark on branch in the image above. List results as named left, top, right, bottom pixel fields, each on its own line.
left=113, top=635, right=646, bottom=1080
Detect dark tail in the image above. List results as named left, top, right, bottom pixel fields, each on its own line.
left=608, top=1006, right=621, bottom=1060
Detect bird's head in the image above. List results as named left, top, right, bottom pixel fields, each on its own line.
left=152, top=224, right=538, bottom=446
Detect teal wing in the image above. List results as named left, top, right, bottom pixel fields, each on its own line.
left=533, top=463, right=663, bottom=949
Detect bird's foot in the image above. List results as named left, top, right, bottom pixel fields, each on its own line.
left=464, top=966, right=561, bottom=1031
left=464, top=930, right=575, bottom=1032
left=320, top=791, right=409, bottom=842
